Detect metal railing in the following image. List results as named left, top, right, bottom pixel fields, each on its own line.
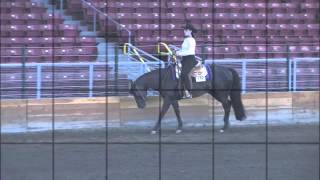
left=123, top=43, right=164, bottom=72
left=292, top=57, right=320, bottom=91
left=0, top=61, right=162, bottom=99
left=0, top=57, right=318, bottom=99
left=82, top=0, right=131, bottom=42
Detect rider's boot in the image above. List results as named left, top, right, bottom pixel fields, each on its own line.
left=183, top=90, right=192, bottom=99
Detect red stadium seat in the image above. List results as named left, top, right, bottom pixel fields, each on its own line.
left=214, top=3, right=229, bottom=13
left=183, top=2, right=200, bottom=14
left=3, top=48, right=23, bottom=63
left=78, top=47, right=97, bottom=61
left=60, top=24, right=79, bottom=37
left=307, top=24, right=319, bottom=36
left=223, top=46, right=239, bottom=59
left=25, top=37, right=42, bottom=47
left=42, top=13, right=64, bottom=25
left=256, top=45, right=267, bottom=59
left=301, top=3, right=319, bottom=14
left=38, top=48, right=52, bottom=62
left=241, top=3, right=257, bottom=13
left=78, top=37, right=97, bottom=46
left=284, top=3, right=298, bottom=13
left=41, top=37, right=54, bottom=47
left=134, top=2, right=152, bottom=13
left=26, top=48, right=42, bottom=62
left=292, top=24, right=307, bottom=36
left=268, top=36, right=285, bottom=44
left=56, top=37, right=76, bottom=46
left=213, top=47, right=224, bottom=59
left=55, top=47, right=76, bottom=62
left=254, top=36, right=267, bottom=44
left=239, top=45, right=258, bottom=59
left=115, top=2, right=135, bottom=13
left=288, top=45, right=302, bottom=58
left=268, top=45, right=287, bottom=58
left=245, top=13, right=265, bottom=24
left=268, top=3, right=286, bottom=13
left=300, top=45, right=319, bottom=57
left=228, top=3, right=242, bottom=13
left=251, top=24, right=266, bottom=36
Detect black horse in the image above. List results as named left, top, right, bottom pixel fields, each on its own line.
left=129, top=63, right=246, bottom=134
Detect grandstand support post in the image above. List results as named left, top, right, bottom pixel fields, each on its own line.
left=21, top=47, right=26, bottom=99
left=286, top=44, right=291, bottom=91
left=288, top=59, right=292, bottom=92
left=60, top=0, right=64, bottom=12
left=127, top=32, right=131, bottom=62
left=93, top=11, right=97, bottom=33
left=36, top=64, right=42, bottom=99
left=201, top=45, right=205, bottom=63
left=293, top=60, right=297, bottom=92
left=241, top=60, right=247, bottom=94
left=89, top=64, right=94, bottom=97
left=114, top=45, right=119, bottom=96
left=21, top=46, right=29, bottom=128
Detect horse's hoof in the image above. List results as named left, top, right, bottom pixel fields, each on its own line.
left=151, top=130, right=157, bottom=135
left=175, top=129, right=182, bottom=134
left=219, top=129, right=224, bottom=133
left=241, top=116, right=247, bottom=121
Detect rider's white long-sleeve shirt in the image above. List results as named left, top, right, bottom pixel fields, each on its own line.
left=176, top=37, right=196, bottom=56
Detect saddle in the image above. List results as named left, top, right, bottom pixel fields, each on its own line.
left=174, top=61, right=211, bottom=83
left=191, top=62, right=208, bottom=79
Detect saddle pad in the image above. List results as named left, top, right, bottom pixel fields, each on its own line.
left=170, top=64, right=212, bottom=81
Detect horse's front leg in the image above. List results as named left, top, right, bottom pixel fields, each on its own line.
left=151, top=98, right=171, bottom=134
left=172, top=100, right=183, bottom=134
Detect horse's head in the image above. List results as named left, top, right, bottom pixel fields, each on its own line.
left=129, top=80, right=147, bottom=109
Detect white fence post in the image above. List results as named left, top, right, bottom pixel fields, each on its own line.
left=89, top=64, right=94, bottom=97
left=241, top=60, right=247, bottom=93
left=36, top=64, right=42, bottom=99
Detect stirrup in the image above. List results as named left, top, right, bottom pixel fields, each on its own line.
left=183, top=90, right=192, bottom=99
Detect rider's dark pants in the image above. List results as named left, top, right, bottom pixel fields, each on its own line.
left=181, top=55, right=197, bottom=91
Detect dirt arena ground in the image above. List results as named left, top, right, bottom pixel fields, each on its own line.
left=1, top=124, right=319, bottom=180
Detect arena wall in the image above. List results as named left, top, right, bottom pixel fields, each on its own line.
left=1, top=92, right=319, bottom=130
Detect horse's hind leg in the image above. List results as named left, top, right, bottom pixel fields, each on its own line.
left=211, top=91, right=231, bottom=132
left=172, top=100, right=183, bottom=134
left=221, top=100, right=231, bottom=132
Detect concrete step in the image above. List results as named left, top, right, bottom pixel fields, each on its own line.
left=97, top=43, right=120, bottom=62
left=46, top=8, right=65, bottom=14
left=118, top=54, right=132, bottom=62
left=78, top=26, right=88, bottom=31
left=64, top=20, right=81, bottom=25
left=96, top=37, right=106, bottom=43
left=80, top=31, right=98, bottom=37
left=62, top=15, right=73, bottom=21
left=43, top=0, right=94, bottom=38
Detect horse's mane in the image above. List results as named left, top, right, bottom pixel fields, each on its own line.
left=136, top=65, right=173, bottom=83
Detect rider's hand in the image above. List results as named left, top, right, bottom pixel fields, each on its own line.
left=172, top=50, right=177, bottom=56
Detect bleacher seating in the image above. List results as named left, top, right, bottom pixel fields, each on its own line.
left=0, top=0, right=98, bottom=63
left=0, top=0, right=319, bottom=99
left=63, top=0, right=320, bottom=59
left=0, top=0, right=129, bottom=98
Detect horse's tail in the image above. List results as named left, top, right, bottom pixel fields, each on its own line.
left=229, top=68, right=246, bottom=121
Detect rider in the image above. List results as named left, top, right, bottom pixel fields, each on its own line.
left=175, top=22, right=198, bottom=99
